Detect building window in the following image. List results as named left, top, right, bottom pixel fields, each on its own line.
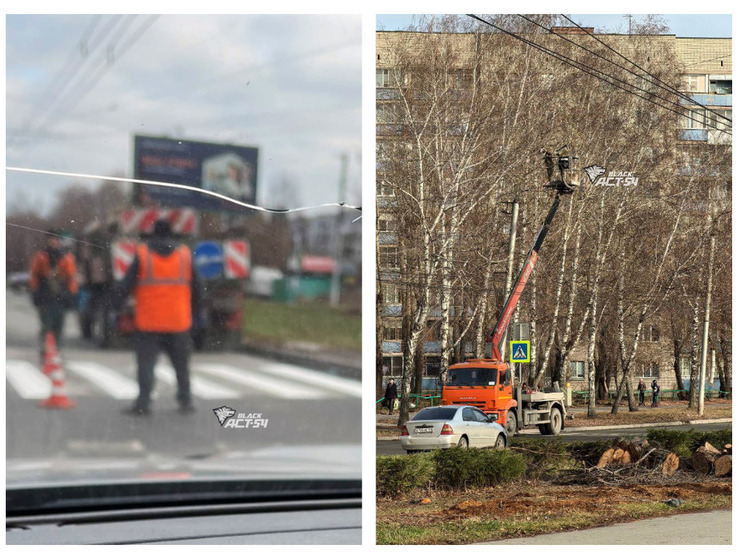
left=708, top=109, right=732, bottom=132
left=570, top=361, right=585, bottom=380
left=378, top=217, right=393, bottom=232
left=683, top=75, right=707, bottom=93
left=379, top=246, right=399, bottom=269
left=376, top=68, right=403, bottom=88
left=709, top=79, right=732, bottom=95
left=642, top=325, right=660, bottom=342
left=640, top=362, right=660, bottom=378
left=683, top=109, right=707, bottom=129
left=383, top=324, right=403, bottom=341
left=680, top=356, right=691, bottom=379
left=377, top=179, right=395, bottom=197
left=448, top=68, right=473, bottom=90
left=381, top=283, right=401, bottom=305
left=382, top=356, right=403, bottom=378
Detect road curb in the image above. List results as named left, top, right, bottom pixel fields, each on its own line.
left=241, top=342, right=361, bottom=380
left=376, top=418, right=732, bottom=441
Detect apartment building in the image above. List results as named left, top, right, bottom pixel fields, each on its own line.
left=376, top=26, right=731, bottom=393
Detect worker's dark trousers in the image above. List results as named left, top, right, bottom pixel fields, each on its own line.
left=134, top=331, right=192, bottom=410
left=38, top=304, right=66, bottom=354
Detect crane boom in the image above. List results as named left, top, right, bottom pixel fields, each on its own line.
left=488, top=194, right=562, bottom=361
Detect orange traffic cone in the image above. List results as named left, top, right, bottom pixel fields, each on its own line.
left=39, top=332, right=76, bottom=409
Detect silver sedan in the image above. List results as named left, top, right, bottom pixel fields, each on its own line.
left=399, top=405, right=508, bottom=453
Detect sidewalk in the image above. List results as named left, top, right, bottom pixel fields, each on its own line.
left=478, top=509, right=732, bottom=545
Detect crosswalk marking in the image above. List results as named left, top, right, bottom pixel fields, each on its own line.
left=6, top=360, right=51, bottom=399
left=7, top=358, right=361, bottom=401
left=194, top=363, right=327, bottom=400
left=262, top=363, right=363, bottom=398
left=154, top=363, right=241, bottom=400
left=66, top=361, right=139, bottom=400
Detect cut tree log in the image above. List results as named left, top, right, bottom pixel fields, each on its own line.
left=703, top=442, right=720, bottom=454
left=692, top=446, right=720, bottom=474
left=627, top=441, right=647, bottom=462
left=723, top=444, right=732, bottom=455
left=612, top=448, right=626, bottom=462
left=661, top=453, right=680, bottom=476
left=597, top=448, right=617, bottom=469
left=714, top=455, right=732, bottom=477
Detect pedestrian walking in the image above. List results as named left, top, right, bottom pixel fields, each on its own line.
left=638, top=378, right=647, bottom=406
left=383, top=378, right=398, bottom=415
left=116, top=219, right=202, bottom=416
left=29, top=230, right=78, bottom=359
left=651, top=379, right=660, bottom=408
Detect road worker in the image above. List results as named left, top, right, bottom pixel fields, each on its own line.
left=116, top=219, right=202, bottom=416
left=29, top=230, right=78, bottom=360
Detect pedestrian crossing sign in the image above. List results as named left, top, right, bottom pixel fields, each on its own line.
left=510, top=341, right=530, bottom=363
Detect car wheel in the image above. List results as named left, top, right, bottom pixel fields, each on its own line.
left=494, top=433, right=507, bottom=450
left=538, top=423, right=549, bottom=435
left=457, top=435, right=469, bottom=448
left=549, top=407, right=562, bottom=436
left=505, top=409, right=518, bottom=437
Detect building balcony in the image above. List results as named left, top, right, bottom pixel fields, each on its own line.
left=678, top=128, right=732, bottom=144
left=684, top=94, right=732, bottom=108
left=378, top=232, right=397, bottom=244
left=678, top=129, right=708, bottom=141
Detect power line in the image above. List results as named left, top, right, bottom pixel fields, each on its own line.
left=560, top=14, right=731, bottom=124
left=27, top=15, right=127, bottom=132
left=467, top=15, right=730, bottom=135
left=515, top=14, right=729, bottom=127
left=519, top=14, right=732, bottom=129
left=31, top=16, right=145, bottom=135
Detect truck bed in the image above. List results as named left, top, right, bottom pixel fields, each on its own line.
left=520, top=391, right=564, bottom=403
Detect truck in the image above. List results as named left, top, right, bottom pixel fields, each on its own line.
left=441, top=149, right=579, bottom=437
left=77, top=207, right=250, bottom=351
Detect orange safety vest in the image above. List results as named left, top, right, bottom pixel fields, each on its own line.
left=134, top=244, right=192, bottom=332
left=30, top=251, right=78, bottom=295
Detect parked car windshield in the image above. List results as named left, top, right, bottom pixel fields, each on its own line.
left=446, top=368, right=497, bottom=386
left=411, top=407, right=457, bottom=421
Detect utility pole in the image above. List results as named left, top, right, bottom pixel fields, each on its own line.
left=330, top=154, right=348, bottom=308
left=499, top=197, right=520, bottom=361
left=697, top=219, right=715, bottom=416
left=625, top=14, right=633, bottom=35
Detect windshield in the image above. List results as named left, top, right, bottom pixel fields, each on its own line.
left=6, top=14, right=362, bottom=513
left=411, top=407, right=457, bottom=421
left=446, top=368, right=498, bottom=387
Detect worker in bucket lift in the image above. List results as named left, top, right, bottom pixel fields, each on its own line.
left=29, top=230, right=78, bottom=361
left=115, top=219, right=203, bottom=416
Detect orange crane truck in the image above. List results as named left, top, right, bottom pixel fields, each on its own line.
left=441, top=150, right=579, bottom=437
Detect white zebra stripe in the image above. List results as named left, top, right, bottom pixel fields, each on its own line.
left=6, top=360, right=51, bottom=399
left=154, top=363, right=241, bottom=400
left=261, top=363, right=362, bottom=398
left=66, top=361, right=140, bottom=400
left=194, top=363, right=327, bottom=400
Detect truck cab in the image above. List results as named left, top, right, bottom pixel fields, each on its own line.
left=441, top=359, right=517, bottom=431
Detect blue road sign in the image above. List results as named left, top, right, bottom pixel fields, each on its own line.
left=194, top=241, right=224, bottom=279
left=510, top=340, right=530, bottom=363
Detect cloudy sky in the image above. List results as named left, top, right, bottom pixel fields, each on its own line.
left=6, top=14, right=362, bottom=215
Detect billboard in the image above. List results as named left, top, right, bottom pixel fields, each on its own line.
left=133, top=135, right=259, bottom=211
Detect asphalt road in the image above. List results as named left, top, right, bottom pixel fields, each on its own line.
left=478, top=509, right=732, bottom=545
left=6, top=290, right=362, bottom=480
left=377, top=421, right=732, bottom=455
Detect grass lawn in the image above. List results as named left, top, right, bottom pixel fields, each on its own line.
left=377, top=481, right=731, bottom=544
left=242, top=298, right=361, bottom=351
